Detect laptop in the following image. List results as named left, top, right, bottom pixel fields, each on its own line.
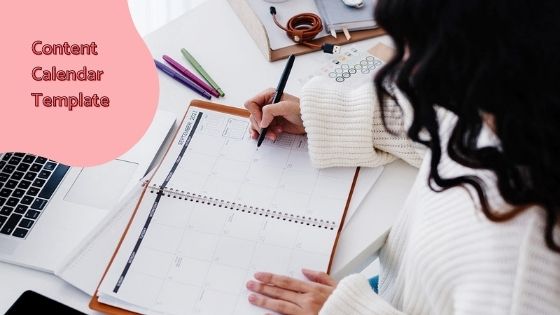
left=0, top=110, right=176, bottom=273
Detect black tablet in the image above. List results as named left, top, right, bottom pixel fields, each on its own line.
left=5, top=290, right=85, bottom=315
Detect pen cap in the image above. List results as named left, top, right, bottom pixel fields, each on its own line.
left=154, top=60, right=174, bottom=76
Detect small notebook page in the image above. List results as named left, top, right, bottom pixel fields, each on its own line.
left=97, top=105, right=358, bottom=314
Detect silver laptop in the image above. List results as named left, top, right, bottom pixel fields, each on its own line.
left=0, top=110, right=176, bottom=273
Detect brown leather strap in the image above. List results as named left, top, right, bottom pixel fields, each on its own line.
left=272, top=12, right=324, bottom=49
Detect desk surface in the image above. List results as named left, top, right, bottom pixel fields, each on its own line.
left=0, top=0, right=417, bottom=313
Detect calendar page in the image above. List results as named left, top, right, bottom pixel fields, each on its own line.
left=97, top=103, right=357, bottom=315
left=151, top=106, right=355, bottom=224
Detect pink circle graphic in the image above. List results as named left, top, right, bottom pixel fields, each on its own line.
left=0, top=1, right=159, bottom=166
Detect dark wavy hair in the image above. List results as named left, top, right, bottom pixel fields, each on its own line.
left=373, top=0, right=560, bottom=252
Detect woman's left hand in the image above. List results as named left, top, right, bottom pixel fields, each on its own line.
left=246, top=268, right=337, bottom=315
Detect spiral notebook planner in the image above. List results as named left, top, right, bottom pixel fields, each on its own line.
left=92, top=100, right=359, bottom=315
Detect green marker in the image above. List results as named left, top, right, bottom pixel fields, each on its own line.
left=181, top=48, right=225, bottom=97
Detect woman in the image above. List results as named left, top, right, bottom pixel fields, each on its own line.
left=243, top=0, right=560, bottom=314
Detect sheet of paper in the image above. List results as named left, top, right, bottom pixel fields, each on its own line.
left=56, top=181, right=147, bottom=295
left=98, top=191, right=338, bottom=315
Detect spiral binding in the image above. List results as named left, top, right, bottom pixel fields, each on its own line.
left=147, top=184, right=336, bottom=230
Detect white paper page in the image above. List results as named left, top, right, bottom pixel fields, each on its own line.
left=245, top=0, right=329, bottom=50
left=98, top=191, right=338, bottom=315
left=56, top=181, right=146, bottom=295
left=151, top=107, right=357, bottom=227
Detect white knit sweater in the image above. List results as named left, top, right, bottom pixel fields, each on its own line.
left=300, top=77, right=560, bottom=315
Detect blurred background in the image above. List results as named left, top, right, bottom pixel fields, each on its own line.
left=128, top=0, right=208, bottom=36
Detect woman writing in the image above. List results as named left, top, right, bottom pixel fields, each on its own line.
left=243, top=0, right=560, bottom=314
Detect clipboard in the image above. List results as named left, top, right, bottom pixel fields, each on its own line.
left=227, top=0, right=386, bottom=62
left=90, top=100, right=359, bottom=314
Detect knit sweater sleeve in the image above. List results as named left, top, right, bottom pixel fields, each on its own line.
left=300, top=77, right=425, bottom=169
left=319, top=274, right=405, bottom=315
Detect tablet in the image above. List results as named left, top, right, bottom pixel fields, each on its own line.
left=5, top=290, right=85, bottom=314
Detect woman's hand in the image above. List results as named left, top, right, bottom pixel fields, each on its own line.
left=244, top=88, right=305, bottom=141
left=246, top=269, right=336, bottom=315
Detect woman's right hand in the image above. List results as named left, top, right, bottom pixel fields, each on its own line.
left=244, top=88, right=305, bottom=141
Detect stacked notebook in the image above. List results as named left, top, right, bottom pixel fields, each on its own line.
left=315, top=0, right=378, bottom=33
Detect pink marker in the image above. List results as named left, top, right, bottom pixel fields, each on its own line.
left=162, top=55, right=220, bottom=98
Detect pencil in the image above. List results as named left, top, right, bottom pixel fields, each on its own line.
left=181, top=48, right=225, bottom=97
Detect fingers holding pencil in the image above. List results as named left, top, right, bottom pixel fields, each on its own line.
left=244, top=89, right=305, bottom=141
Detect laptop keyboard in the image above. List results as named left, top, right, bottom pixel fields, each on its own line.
left=0, top=153, right=69, bottom=239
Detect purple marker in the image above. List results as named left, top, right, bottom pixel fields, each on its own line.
left=162, top=55, right=220, bottom=98
left=154, top=59, right=211, bottom=100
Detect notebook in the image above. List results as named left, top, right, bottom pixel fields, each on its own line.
left=90, top=101, right=360, bottom=315
left=315, top=0, right=378, bottom=33
left=228, top=0, right=385, bottom=61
